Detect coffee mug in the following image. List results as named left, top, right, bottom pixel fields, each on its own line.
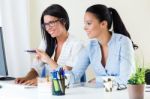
left=102, top=76, right=114, bottom=92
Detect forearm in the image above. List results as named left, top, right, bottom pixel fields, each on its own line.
left=25, top=68, right=38, bottom=80
left=114, top=76, right=129, bottom=85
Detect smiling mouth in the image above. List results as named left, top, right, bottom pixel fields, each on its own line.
left=87, top=32, right=91, bottom=35
left=50, top=32, right=55, bottom=35
left=48, top=30, right=54, bottom=35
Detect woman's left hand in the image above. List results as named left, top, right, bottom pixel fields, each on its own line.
left=63, top=66, right=72, bottom=71
left=88, top=78, right=96, bottom=83
left=36, top=49, right=51, bottom=64
left=22, top=78, right=37, bottom=86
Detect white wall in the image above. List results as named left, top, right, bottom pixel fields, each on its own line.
left=30, top=0, right=150, bottom=63
left=0, top=13, right=2, bottom=26
left=0, top=0, right=31, bottom=77
left=0, top=0, right=150, bottom=78
left=29, top=0, right=150, bottom=80
left=0, top=1, right=2, bottom=27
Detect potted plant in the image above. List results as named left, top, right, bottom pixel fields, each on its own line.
left=127, top=63, right=145, bottom=99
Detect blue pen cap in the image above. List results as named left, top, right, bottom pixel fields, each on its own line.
left=51, top=70, right=58, bottom=79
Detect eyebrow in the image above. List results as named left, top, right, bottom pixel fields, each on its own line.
left=85, top=20, right=92, bottom=23
left=44, top=19, right=59, bottom=23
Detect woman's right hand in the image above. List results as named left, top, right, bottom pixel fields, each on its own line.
left=35, top=49, right=51, bottom=64
left=35, top=49, right=58, bottom=69
left=15, top=77, right=28, bottom=84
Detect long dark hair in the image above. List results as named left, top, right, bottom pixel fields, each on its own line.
left=40, top=4, right=70, bottom=57
left=86, top=4, right=138, bottom=49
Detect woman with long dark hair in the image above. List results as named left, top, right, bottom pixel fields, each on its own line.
left=72, top=4, right=136, bottom=86
left=15, top=4, right=83, bottom=85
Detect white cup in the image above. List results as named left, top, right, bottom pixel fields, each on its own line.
left=102, top=76, right=114, bottom=92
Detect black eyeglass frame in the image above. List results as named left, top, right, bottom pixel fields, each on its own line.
left=42, top=18, right=64, bottom=29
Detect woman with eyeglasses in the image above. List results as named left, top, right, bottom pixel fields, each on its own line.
left=15, top=4, right=83, bottom=86
left=72, top=4, right=137, bottom=87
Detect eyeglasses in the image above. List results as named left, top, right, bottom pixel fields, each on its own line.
left=42, top=19, right=61, bottom=29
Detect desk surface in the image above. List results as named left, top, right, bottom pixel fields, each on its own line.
left=0, top=81, right=149, bottom=99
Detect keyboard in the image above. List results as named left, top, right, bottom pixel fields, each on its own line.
left=0, top=77, right=15, bottom=81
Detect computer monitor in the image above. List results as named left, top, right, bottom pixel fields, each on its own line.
left=0, top=27, right=8, bottom=76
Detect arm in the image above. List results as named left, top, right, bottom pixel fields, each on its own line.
left=115, top=37, right=135, bottom=85
left=24, top=68, right=38, bottom=79
left=15, top=40, right=46, bottom=85
left=71, top=47, right=90, bottom=83
left=35, top=49, right=58, bottom=70
left=30, top=39, right=60, bottom=71
left=36, top=40, right=58, bottom=70
left=15, top=68, right=38, bottom=84
left=64, top=41, right=84, bottom=71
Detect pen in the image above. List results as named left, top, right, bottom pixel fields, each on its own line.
left=57, top=72, right=63, bottom=93
left=25, top=50, right=36, bottom=53
left=59, top=68, right=65, bottom=92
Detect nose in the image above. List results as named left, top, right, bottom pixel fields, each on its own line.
left=84, top=25, right=88, bottom=31
left=46, top=26, right=53, bottom=31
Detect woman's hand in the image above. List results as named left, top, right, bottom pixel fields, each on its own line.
left=63, top=66, right=72, bottom=71
left=36, top=49, right=51, bottom=64
left=88, top=78, right=96, bottom=83
left=22, top=78, right=37, bottom=86
left=36, top=49, right=58, bottom=69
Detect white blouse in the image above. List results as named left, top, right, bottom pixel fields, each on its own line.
left=31, top=35, right=83, bottom=76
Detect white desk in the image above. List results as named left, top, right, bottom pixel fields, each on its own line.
left=0, top=81, right=149, bottom=99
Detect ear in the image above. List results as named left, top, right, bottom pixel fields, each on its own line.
left=100, top=20, right=108, bottom=28
left=60, top=18, right=66, bottom=25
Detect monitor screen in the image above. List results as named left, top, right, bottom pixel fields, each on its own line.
left=0, top=27, right=8, bottom=76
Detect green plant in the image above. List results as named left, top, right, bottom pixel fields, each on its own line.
left=128, top=63, right=145, bottom=85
